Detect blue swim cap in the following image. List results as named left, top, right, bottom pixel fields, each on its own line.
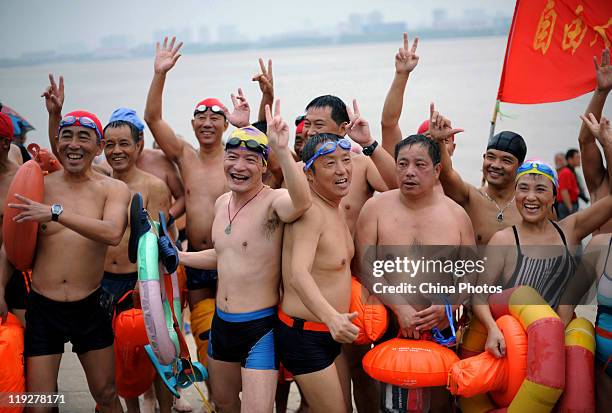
left=108, top=108, right=145, bottom=132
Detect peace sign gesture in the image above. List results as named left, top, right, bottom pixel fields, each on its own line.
left=41, top=73, right=65, bottom=116
left=580, top=113, right=612, bottom=146
left=227, top=88, right=251, bottom=128
left=154, top=36, right=183, bottom=74
left=395, top=32, right=419, bottom=75
left=595, top=48, right=612, bottom=93
left=265, top=100, right=289, bottom=151
left=346, top=99, right=374, bottom=146
left=252, top=58, right=274, bottom=97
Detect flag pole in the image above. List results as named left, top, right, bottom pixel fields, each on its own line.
left=489, top=100, right=500, bottom=139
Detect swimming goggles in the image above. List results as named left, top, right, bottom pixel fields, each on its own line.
left=303, top=138, right=351, bottom=171
left=225, top=137, right=269, bottom=158
left=516, top=161, right=558, bottom=188
left=58, top=115, right=103, bottom=141
left=194, top=104, right=225, bottom=117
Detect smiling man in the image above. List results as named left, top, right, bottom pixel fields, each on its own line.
left=11, top=80, right=131, bottom=413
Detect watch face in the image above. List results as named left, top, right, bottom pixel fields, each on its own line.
left=52, top=204, right=62, bottom=214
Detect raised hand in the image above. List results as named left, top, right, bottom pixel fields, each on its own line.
left=428, top=102, right=464, bottom=142
left=227, top=88, right=250, bottom=127
left=595, top=48, right=612, bottom=93
left=395, top=32, right=419, bottom=75
left=346, top=99, right=374, bottom=146
left=265, top=100, right=289, bottom=150
left=9, top=194, right=52, bottom=223
left=154, top=36, right=183, bottom=74
left=41, top=74, right=64, bottom=116
left=252, top=58, right=274, bottom=97
left=580, top=113, right=612, bottom=145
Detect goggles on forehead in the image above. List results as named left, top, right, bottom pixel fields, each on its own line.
left=194, top=104, right=225, bottom=117
left=516, top=161, right=558, bottom=188
left=225, top=137, right=269, bottom=158
left=58, top=115, right=103, bottom=141
left=303, top=138, right=352, bottom=171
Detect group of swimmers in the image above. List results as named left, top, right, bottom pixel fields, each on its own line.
left=0, top=33, right=611, bottom=413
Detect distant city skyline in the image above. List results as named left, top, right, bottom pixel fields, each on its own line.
left=1, top=0, right=514, bottom=60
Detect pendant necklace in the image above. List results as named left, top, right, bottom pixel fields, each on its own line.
left=483, top=191, right=515, bottom=223
left=225, top=185, right=265, bottom=235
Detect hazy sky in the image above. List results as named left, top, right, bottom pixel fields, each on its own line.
left=1, top=0, right=514, bottom=58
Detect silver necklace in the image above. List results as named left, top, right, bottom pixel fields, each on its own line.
left=483, top=191, right=515, bottom=223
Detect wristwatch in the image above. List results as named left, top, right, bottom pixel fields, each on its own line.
left=51, top=204, right=64, bottom=222
left=362, top=140, right=379, bottom=157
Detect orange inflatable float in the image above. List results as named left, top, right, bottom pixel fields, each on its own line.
left=113, top=308, right=156, bottom=399
left=0, top=313, right=25, bottom=413
left=2, top=160, right=44, bottom=271
left=362, top=338, right=459, bottom=388
left=27, top=143, right=61, bottom=175
left=350, top=277, right=388, bottom=344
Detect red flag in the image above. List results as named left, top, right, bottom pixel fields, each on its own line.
left=497, top=0, right=612, bottom=104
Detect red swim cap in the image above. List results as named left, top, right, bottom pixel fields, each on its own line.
left=296, top=120, right=305, bottom=135
left=0, top=113, right=14, bottom=140
left=194, top=98, right=228, bottom=115
left=417, top=119, right=429, bottom=134
left=62, top=110, right=104, bottom=141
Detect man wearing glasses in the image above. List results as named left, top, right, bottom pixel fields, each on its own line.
left=179, top=102, right=311, bottom=412
left=144, top=37, right=250, bottom=367
left=7, top=77, right=130, bottom=413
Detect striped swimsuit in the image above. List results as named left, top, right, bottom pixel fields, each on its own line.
left=504, top=221, right=577, bottom=309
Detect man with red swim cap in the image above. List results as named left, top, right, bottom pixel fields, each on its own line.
left=144, top=36, right=250, bottom=372
left=0, top=113, right=21, bottom=324
left=2, top=74, right=131, bottom=413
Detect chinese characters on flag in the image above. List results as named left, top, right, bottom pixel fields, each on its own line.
left=497, top=0, right=612, bottom=104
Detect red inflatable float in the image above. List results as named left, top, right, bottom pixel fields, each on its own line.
left=2, top=160, right=44, bottom=270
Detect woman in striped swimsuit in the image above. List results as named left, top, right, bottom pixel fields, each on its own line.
left=474, top=159, right=612, bottom=358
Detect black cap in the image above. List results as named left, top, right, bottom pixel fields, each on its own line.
left=487, top=131, right=527, bottom=164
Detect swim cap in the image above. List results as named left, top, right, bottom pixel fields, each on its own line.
left=61, top=110, right=105, bottom=141
left=296, top=120, right=305, bottom=135
left=0, top=113, right=14, bottom=140
left=108, top=108, right=145, bottom=132
left=487, top=131, right=526, bottom=163
left=194, top=98, right=227, bottom=117
left=516, top=160, right=558, bottom=188
left=417, top=120, right=429, bottom=134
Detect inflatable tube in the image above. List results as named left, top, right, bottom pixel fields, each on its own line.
left=449, top=315, right=527, bottom=406
left=362, top=338, right=459, bottom=388
left=0, top=313, right=25, bottom=413
left=350, top=277, right=389, bottom=344
left=114, top=308, right=156, bottom=399
left=557, top=317, right=595, bottom=413
left=27, top=143, right=61, bottom=174
left=2, top=160, right=44, bottom=271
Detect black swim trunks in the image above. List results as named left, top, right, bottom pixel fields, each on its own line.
left=208, top=307, right=278, bottom=370
left=276, top=309, right=341, bottom=376
left=101, top=271, right=138, bottom=305
left=185, top=244, right=218, bottom=290
left=25, top=288, right=114, bottom=357
left=4, top=269, right=30, bottom=310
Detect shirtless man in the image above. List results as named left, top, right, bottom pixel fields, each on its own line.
left=5, top=79, right=130, bottom=412
left=0, top=113, right=21, bottom=323
left=278, top=132, right=361, bottom=413
left=578, top=48, right=612, bottom=233
left=179, top=102, right=311, bottom=412
left=355, top=134, right=474, bottom=412
left=428, top=103, right=527, bottom=245
left=144, top=37, right=250, bottom=365
left=302, top=95, right=397, bottom=234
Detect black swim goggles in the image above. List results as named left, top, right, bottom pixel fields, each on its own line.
left=225, top=137, right=269, bottom=159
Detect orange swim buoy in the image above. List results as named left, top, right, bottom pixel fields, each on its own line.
left=2, top=160, right=44, bottom=271
left=0, top=313, right=25, bottom=413
left=114, top=309, right=156, bottom=399
left=27, top=143, right=62, bottom=175
left=350, top=277, right=389, bottom=345
left=362, top=338, right=459, bottom=388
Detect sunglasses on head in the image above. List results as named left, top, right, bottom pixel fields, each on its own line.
left=303, top=138, right=351, bottom=171
left=194, top=104, right=225, bottom=117
left=225, top=137, right=269, bottom=158
left=59, top=116, right=103, bottom=141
